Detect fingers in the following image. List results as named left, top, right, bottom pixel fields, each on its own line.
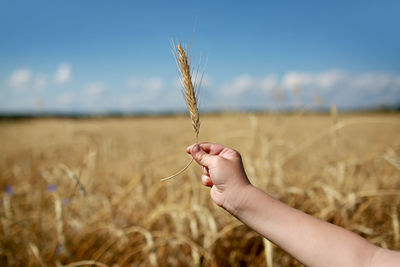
left=202, top=166, right=209, bottom=176
left=186, top=142, right=226, bottom=156
left=185, top=143, right=216, bottom=187
left=187, top=144, right=216, bottom=167
left=201, top=174, right=213, bottom=187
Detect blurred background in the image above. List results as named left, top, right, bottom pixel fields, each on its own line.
left=1, top=0, right=399, bottom=115
left=1, top=1, right=400, bottom=266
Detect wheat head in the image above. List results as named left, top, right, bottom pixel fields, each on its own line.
left=177, top=43, right=200, bottom=141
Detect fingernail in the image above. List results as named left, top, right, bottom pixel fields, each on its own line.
left=193, top=144, right=200, bottom=153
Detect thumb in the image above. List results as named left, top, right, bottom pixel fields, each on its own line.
left=191, top=144, right=214, bottom=167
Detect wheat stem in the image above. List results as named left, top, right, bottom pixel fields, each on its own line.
left=160, top=157, right=194, bottom=182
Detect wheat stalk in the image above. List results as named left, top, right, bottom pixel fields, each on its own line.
left=160, top=42, right=200, bottom=182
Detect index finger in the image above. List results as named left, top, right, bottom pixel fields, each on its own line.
left=186, top=142, right=226, bottom=156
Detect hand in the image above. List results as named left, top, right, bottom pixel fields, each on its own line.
left=186, top=143, right=251, bottom=213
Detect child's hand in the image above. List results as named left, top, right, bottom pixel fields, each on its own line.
left=186, top=143, right=251, bottom=213
left=189, top=143, right=400, bottom=267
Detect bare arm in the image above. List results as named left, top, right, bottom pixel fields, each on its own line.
left=187, top=143, right=400, bottom=267
left=234, top=185, right=378, bottom=267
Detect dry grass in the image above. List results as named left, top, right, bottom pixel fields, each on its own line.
left=0, top=113, right=400, bottom=266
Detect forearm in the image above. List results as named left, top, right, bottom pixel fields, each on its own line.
left=230, top=185, right=378, bottom=267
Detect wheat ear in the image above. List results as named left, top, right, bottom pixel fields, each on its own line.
left=160, top=42, right=200, bottom=182
left=178, top=43, right=200, bottom=140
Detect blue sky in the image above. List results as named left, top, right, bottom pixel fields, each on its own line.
left=1, top=0, right=399, bottom=113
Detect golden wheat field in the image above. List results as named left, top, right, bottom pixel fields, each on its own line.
left=1, top=112, right=400, bottom=266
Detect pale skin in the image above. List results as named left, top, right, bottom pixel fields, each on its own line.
left=186, top=142, right=400, bottom=267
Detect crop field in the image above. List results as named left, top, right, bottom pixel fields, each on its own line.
left=1, top=113, right=400, bottom=266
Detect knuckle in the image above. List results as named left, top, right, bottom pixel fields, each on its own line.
left=201, top=175, right=207, bottom=185
left=232, top=149, right=242, bottom=160
left=197, top=152, right=206, bottom=162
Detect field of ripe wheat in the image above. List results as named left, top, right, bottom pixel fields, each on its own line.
left=1, top=113, right=399, bottom=266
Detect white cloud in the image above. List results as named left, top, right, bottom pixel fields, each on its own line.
left=220, top=74, right=279, bottom=97
left=260, top=75, right=278, bottom=92
left=282, top=70, right=345, bottom=91
left=8, top=63, right=72, bottom=93
left=220, top=74, right=253, bottom=96
left=316, top=71, right=343, bottom=90
left=3, top=69, right=400, bottom=112
left=56, top=91, right=75, bottom=106
left=54, top=63, right=72, bottom=85
left=123, top=76, right=192, bottom=111
left=84, top=82, right=104, bottom=96
left=215, top=70, right=400, bottom=110
left=127, top=77, right=165, bottom=105
left=34, top=75, right=48, bottom=91
left=275, top=70, right=400, bottom=95
left=147, top=77, right=163, bottom=93
left=349, top=72, right=394, bottom=93
left=232, top=75, right=254, bottom=94
left=282, top=72, right=314, bottom=89
left=9, top=68, right=33, bottom=91
left=119, top=94, right=134, bottom=108
left=127, top=76, right=164, bottom=93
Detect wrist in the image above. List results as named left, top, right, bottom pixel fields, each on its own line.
left=223, top=183, right=256, bottom=217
